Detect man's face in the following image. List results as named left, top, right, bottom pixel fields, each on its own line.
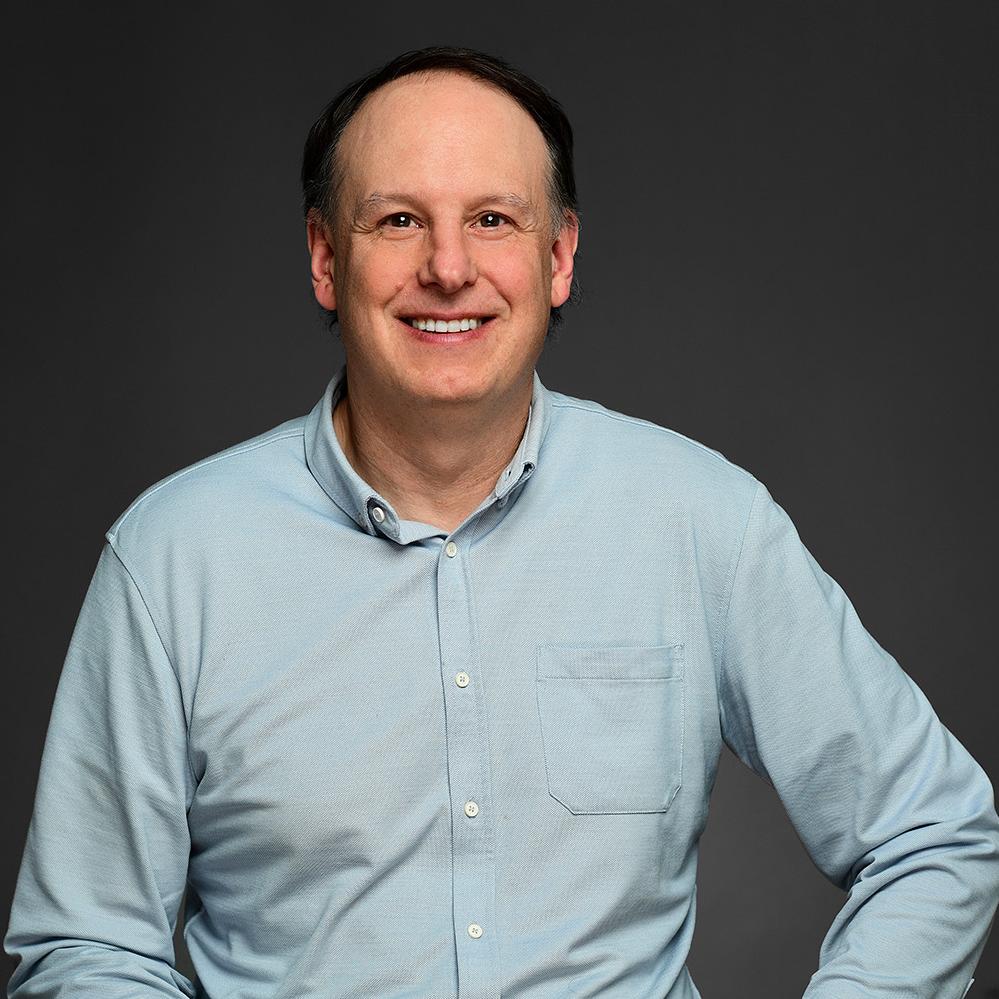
left=309, top=71, right=578, bottom=409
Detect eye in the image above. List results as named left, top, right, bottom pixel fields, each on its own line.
left=382, top=213, right=420, bottom=228
left=477, top=212, right=509, bottom=229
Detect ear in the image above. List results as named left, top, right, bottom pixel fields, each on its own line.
left=306, top=210, right=337, bottom=312
left=550, top=212, right=580, bottom=309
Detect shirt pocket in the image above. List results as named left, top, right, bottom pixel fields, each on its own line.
left=535, top=643, right=684, bottom=815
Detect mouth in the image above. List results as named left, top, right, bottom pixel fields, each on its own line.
left=399, top=316, right=497, bottom=333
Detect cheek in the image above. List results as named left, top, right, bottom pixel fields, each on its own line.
left=488, top=249, right=549, bottom=306
left=344, top=246, right=416, bottom=305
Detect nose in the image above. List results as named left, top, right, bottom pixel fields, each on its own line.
left=418, top=221, right=478, bottom=293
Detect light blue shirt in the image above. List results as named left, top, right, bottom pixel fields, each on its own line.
left=6, top=363, right=999, bottom=998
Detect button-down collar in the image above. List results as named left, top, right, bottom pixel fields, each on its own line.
left=303, top=362, right=552, bottom=542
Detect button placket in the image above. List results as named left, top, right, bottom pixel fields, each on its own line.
left=435, top=532, right=500, bottom=996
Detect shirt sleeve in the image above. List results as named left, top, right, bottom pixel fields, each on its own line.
left=718, top=481, right=999, bottom=998
left=4, top=541, right=197, bottom=998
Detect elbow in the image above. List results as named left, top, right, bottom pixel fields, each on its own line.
left=985, top=807, right=999, bottom=901
left=954, top=785, right=999, bottom=910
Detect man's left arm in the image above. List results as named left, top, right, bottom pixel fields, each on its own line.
left=718, top=480, right=999, bottom=998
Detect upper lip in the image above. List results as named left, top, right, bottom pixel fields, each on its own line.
left=398, top=312, right=495, bottom=321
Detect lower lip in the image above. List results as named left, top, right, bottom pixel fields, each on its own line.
left=397, top=317, right=493, bottom=345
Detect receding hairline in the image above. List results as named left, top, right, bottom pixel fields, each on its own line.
left=336, top=67, right=551, bottom=171
left=325, top=67, right=565, bottom=236
left=348, top=66, right=530, bottom=117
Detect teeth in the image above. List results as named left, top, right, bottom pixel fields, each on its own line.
left=409, top=317, right=487, bottom=332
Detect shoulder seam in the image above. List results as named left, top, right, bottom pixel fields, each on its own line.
left=714, top=480, right=766, bottom=775
left=548, top=398, right=755, bottom=481
left=103, top=539, right=200, bottom=794
left=717, top=479, right=764, bottom=672
left=106, top=427, right=304, bottom=542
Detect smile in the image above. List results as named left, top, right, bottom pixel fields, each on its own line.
left=403, top=317, right=495, bottom=332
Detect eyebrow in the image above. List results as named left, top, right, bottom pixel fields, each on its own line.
left=353, top=191, right=536, bottom=219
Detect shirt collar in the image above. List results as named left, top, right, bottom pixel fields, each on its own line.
left=304, top=362, right=553, bottom=540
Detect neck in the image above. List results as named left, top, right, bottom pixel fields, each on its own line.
left=332, top=371, right=533, bottom=535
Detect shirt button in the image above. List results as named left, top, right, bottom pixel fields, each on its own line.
left=464, top=800, right=479, bottom=818
left=467, top=923, right=483, bottom=939
left=370, top=506, right=385, bottom=524
left=455, top=672, right=470, bottom=688
left=445, top=541, right=458, bottom=558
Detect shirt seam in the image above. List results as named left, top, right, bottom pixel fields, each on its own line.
left=107, top=427, right=304, bottom=541
left=548, top=398, right=756, bottom=481
left=715, top=480, right=764, bottom=768
left=104, top=538, right=200, bottom=797
left=717, top=480, right=762, bottom=669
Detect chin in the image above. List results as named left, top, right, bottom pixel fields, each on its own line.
left=406, top=368, right=497, bottom=404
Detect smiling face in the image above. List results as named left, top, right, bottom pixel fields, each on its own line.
left=308, top=70, right=578, bottom=411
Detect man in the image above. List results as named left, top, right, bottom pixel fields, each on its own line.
left=5, top=44, right=999, bottom=999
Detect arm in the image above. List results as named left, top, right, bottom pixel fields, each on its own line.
left=4, top=542, right=197, bottom=998
left=718, top=481, right=999, bottom=998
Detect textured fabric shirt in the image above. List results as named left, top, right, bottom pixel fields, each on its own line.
left=6, top=363, right=999, bottom=999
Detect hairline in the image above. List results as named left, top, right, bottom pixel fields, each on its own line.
left=322, top=68, right=568, bottom=243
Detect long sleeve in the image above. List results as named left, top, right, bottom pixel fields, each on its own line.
left=4, top=541, right=197, bottom=998
left=718, top=481, right=999, bottom=998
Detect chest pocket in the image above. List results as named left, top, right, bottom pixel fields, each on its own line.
left=535, top=643, right=684, bottom=815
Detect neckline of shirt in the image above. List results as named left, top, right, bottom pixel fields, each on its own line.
left=303, top=362, right=553, bottom=542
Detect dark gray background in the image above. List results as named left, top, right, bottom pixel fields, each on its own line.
left=3, top=2, right=997, bottom=994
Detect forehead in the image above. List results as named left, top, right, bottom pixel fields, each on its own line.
left=337, top=71, right=550, bottom=202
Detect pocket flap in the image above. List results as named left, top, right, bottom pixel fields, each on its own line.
left=537, top=643, right=684, bottom=681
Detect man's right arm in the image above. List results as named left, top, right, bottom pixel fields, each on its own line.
left=4, top=541, right=197, bottom=998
